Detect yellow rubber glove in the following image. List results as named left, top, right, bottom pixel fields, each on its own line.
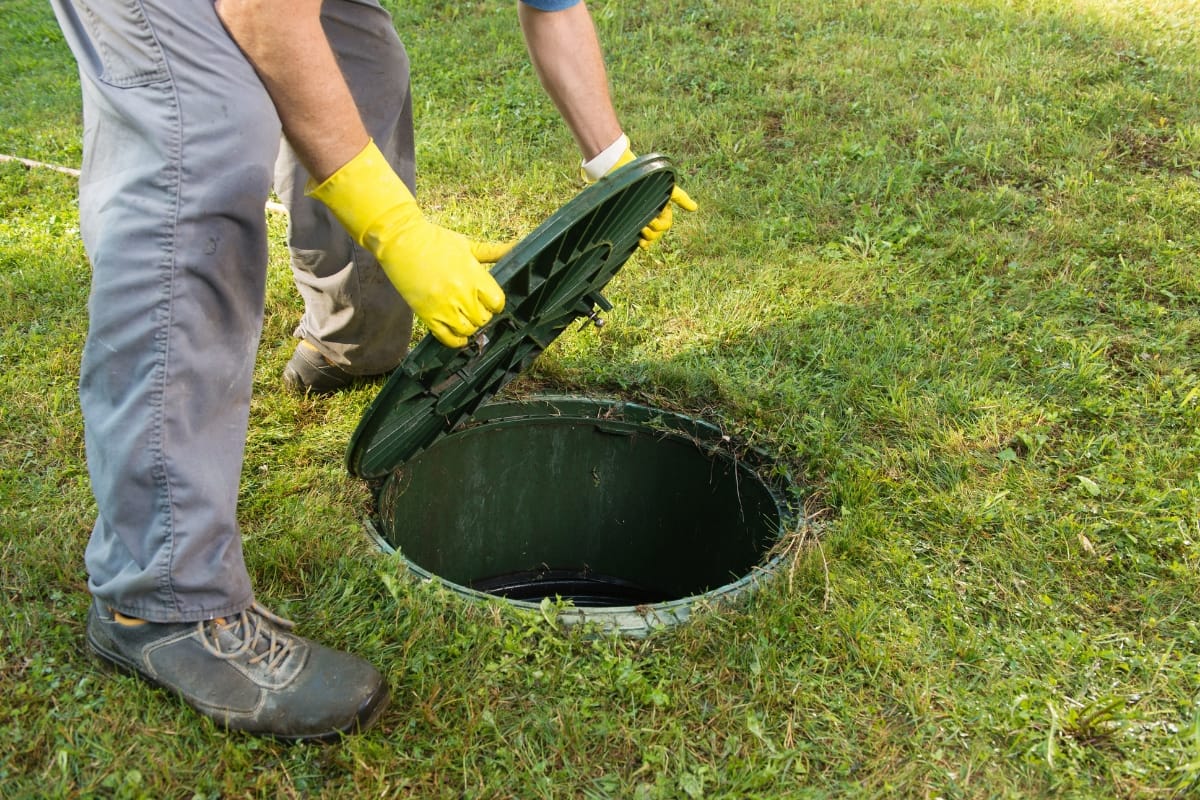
left=583, top=136, right=698, bottom=249
left=308, top=140, right=507, bottom=348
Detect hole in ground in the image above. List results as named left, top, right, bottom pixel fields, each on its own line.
left=375, top=397, right=792, bottom=622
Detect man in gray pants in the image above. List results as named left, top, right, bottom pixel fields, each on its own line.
left=51, top=0, right=696, bottom=741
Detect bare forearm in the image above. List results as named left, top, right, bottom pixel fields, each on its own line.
left=518, top=2, right=622, bottom=160
left=215, top=0, right=368, bottom=181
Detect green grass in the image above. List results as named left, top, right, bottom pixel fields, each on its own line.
left=3, top=0, right=1200, bottom=796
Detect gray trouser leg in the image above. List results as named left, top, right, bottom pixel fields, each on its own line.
left=51, top=0, right=280, bottom=622
left=273, top=0, right=416, bottom=375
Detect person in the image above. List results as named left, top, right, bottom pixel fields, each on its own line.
left=49, top=0, right=696, bottom=741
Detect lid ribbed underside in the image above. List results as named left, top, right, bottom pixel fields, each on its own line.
left=346, top=155, right=678, bottom=480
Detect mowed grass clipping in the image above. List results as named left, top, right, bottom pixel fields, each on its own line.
left=2, top=0, right=1200, bottom=797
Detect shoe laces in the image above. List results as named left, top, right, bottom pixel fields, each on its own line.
left=198, top=602, right=298, bottom=671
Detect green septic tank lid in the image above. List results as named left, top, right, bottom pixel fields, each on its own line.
left=346, top=155, right=678, bottom=480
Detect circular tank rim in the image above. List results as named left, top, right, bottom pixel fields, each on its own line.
left=367, top=394, right=799, bottom=637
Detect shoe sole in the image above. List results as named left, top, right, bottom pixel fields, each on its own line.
left=283, top=368, right=390, bottom=396
left=86, top=625, right=390, bottom=743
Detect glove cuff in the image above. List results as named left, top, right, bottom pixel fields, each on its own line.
left=581, top=133, right=630, bottom=181
left=306, top=139, right=418, bottom=245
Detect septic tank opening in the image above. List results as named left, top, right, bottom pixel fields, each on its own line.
left=347, top=158, right=799, bottom=635
left=371, top=396, right=793, bottom=636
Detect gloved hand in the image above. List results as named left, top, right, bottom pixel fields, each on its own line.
left=582, top=134, right=698, bottom=249
left=308, top=140, right=508, bottom=348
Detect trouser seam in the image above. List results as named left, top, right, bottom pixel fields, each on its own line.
left=151, top=56, right=185, bottom=618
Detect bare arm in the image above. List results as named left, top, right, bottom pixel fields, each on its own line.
left=218, top=0, right=621, bottom=171
left=215, top=0, right=368, bottom=181
left=215, top=1, right=508, bottom=348
left=518, top=2, right=623, bottom=160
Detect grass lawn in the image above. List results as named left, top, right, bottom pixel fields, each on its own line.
left=3, top=0, right=1200, bottom=797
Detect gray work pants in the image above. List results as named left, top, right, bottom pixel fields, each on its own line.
left=50, top=0, right=415, bottom=623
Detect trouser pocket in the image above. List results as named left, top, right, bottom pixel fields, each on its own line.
left=65, top=0, right=169, bottom=87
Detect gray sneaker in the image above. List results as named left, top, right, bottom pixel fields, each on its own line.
left=282, top=339, right=363, bottom=395
left=86, top=599, right=389, bottom=741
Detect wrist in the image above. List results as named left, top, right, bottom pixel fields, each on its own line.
left=306, top=139, right=419, bottom=244
left=581, top=133, right=630, bottom=181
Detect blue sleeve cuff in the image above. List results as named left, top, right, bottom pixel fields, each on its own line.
left=519, top=0, right=582, bottom=10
